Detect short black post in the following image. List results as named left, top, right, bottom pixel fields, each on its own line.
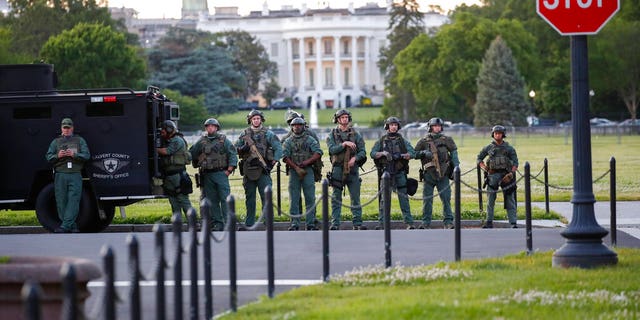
left=322, top=179, right=330, bottom=282
left=127, top=235, right=141, bottom=320
left=61, top=263, right=77, bottom=320
left=610, top=157, right=617, bottom=247
left=476, top=164, right=484, bottom=213
left=544, top=158, right=550, bottom=215
left=201, top=206, right=212, bottom=319
left=454, top=166, right=461, bottom=262
left=21, top=281, right=41, bottom=320
left=265, top=186, right=275, bottom=298
left=172, top=213, right=183, bottom=320
left=525, top=162, right=533, bottom=255
left=101, top=246, right=116, bottom=320
left=277, top=161, right=282, bottom=216
left=382, top=171, right=391, bottom=268
left=188, top=210, right=198, bottom=320
left=227, top=195, right=238, bottom=312
left=153, top=224, right=166, bottom=320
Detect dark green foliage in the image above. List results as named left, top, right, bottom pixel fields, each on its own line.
left=474, top=36, right=527, bottom=127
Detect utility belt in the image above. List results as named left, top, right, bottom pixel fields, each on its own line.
left=202, top=167, right=226, bottom=173
left=488, top=169, right=509, bottom=174
left=163, top=169, right=185, bottom=176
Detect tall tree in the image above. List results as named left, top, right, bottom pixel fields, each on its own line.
left=378, top=0, right=424, bottom=122
left=40, top=23, right=146, bottom=89
left=161, top=89, right=208, bottom=128
left=474, top=36, right=528, bottom=127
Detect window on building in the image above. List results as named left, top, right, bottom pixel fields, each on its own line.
left=324, top=39, right=332, bottom=55
left=309, top=68, right=314, bottom=87
left=271, top=43, right=279, bottom=57
left=344, top=67, right=350, bottom=86
left=325, top=67, right=333, bottom=87
left=343, top=40, right=350, bottom=55
left=308, top=42, right=314, bottom=56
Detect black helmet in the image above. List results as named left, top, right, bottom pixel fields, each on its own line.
left=247, top=109, right=265, bottom=124
left=161, top=120, right=177, bottom=134
left=290, top=117, right=306, bottom=127
left=286, top=110, right=302, bottom=124
left=491, top=125, right=507, bottom=138
left=384, top=117, right=402, bottom=130
left=204, top=118, right=220, bottom=129
left=333, top=109, right=352, bottom=123
left=428, top=117, right=444, bottom=132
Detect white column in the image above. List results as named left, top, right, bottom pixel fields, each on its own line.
left=351, top=35, right=358, bottom=91
left=334, top=36, right=341, bottom=90
left=286, top=38, right=294, bottom=90
left=315, top=36, right=322, bottom=94
left=298, top=38, right=305, bottom=94
left=364, top=36, right=371, bottom=92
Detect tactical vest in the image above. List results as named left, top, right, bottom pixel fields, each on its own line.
left=486, top=143, right=512, bottom=171
left=289, top=134, right=314, bottom=164
left=419, top=135, right=452, bottom=167
left=161, top=135, right=191, bottom=174
left=54, top=135, right=84, bottom=173
left=196, top=135, right=228, bottom=170
left=374, top=134, right=408, bottom=172
left=330, top=128, right=357, bottom=166
left=241, top=128, right=274, bottom=162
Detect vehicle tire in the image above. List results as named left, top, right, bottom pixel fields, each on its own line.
left=75, top=196, right=115, bottom=233
left=35, top=183, right=60, bottom=232
left=35, top=183, right=108, bottom=232
left=81, top=204, right=115, bottom=233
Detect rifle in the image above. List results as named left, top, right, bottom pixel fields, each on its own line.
left=284, top=158, right=307, bottom=179
left=427, top=140, right=442, bottom=178
left=342, top=146, right=351, bottom=184
left=242, top=135, right=270, bottom=172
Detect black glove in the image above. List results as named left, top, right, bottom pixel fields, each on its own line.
left=419, top=150, right=433, bottom=161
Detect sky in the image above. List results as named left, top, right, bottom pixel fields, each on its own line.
left=106, top=0, right=482, bottom=19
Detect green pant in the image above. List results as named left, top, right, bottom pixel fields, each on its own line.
left=330, top=166, right=362, bottom=227
left=54, top=172, right=82, bottom=230
left=163, top=172, right=193, bottom=222
left=201, top=171, right=231, bottom=230
left=243, top=174, right=272, bottom=226
left=421, top=172, right=453, bottom=225
left=288, top=167, right=316, bottom=228
left=486, top=172, right=517, bottom=224
left=378, top=172, right=413, bottom=224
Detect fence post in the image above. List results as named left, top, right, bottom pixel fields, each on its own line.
left=60, top=263, right=77, bottom=320
left=476, top=164, right=484, bottom=213
left=101, top=246, right=116, bottom=320
left=227, top=196, right=238, bottom=312
left=153, top=224, right=166, bottom=320
left=172, top=213, right=183, bottom=320
left=322, top=179, right=330, bottom=282
left=188, top=210, right=199, bottom=320
left=201, top=205, right=212, bottom=319
left=544, top=158, right=550, bottom=215
left=382, top=171, right=391, bottom=268
left=525, top=162, right=533, bottom=255
left=454, top=166, right=461, bottom=262
left=127, top=235, right=141, bottom=320
left=21, top=281, right=41, bottom=320
left=277, top=161, right=281, bottom=216
left=610, top=157, right=617, bottom=247
left=265, top=186, right=275, bottom=298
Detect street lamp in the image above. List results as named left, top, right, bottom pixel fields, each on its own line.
left=528, top=90, right=536, bottom=116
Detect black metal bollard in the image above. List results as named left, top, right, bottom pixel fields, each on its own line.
left=277, top=161, right=281, bottom=216
left=153, top=224, right=166, bottom=320
left=21, top=281, right=41, bottom=320
left=454, top=166, right=461, bottom=262
left=101, top=246, right=116, bottom=320
left=127, top=235, right=141, bottom=320
left=265, top=186, right=275, bottom=298
left=227, top=195, right=238, bottom=312
left=322, top=179, right=330, bottom=282
left=61, top=263, right=77, bottom=320
left=382, top=171, right=391, bottom=268
left=476, top=164, right=484, bottom=213
left=525, top=162, right=533, bottom=255
left=610, top=157, right=617, bottom=247
left=544, top=158, right=550, bottom=215
left=201, top=206, right=213, bottom=320
left=188, top=210, right=198, bottom=320
left=172, top=213, right=183, bottom=320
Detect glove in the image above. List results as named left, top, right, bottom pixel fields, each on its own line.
left=419, top=150, right=433, bottom=161
left=375, top=151, right=391, bottom=161
left=238, top=144, right=250, bottom=153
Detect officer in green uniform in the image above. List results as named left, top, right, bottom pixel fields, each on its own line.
left=235, top=110, right=283, bottom=229
left=414, top=117, right=460, bottom=229
left=45, top=118, right=90, bottom=233
left=326, top=109, right=367, bottom=230
left=477, top=125, right=519, bottom=228
left=157, top=120, right=193, bottom=221
left=283, top=110, right=320, bottom=142
left=371, top=117, right=416, bottom=229
left=190, top=118, right=237, bottom=231
left=282, top=117, right=323, bottom=230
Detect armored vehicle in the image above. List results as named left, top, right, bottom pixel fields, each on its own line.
left=0, top=64, right=178, bottom=232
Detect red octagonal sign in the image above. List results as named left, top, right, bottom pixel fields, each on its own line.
left=537, top=0, right=620, bottom=35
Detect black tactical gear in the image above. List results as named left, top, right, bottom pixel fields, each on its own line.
left=491, top=125, right=507, bottom=138
left=384, top=117, right=402, bottom=130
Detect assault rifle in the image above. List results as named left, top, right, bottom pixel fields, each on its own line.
left=242, top=135, right=270, bottom=173
left=427, top=140, right=442, bottom=178
left=342, top=146, right=351, bottom=184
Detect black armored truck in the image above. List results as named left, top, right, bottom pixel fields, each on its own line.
left=0, top=64, right=179, bottom=232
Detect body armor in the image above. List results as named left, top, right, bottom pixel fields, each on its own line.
left=330, top=128, right=356, bottom=165
left=196, top=135, right=228, bottom=170
left=161, top=135, right=191, bottom=174
left=374, top=134, right=408, bottom=173
left=486, top=143, right=513, bottom=171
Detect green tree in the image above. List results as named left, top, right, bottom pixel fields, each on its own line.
left=474, top=36, right=528, bottom=127
left=40, top=23, right=146, bottom=89
left=161, top=89, right=208, bottom=128
left=378, top=0, right=424, bottom=122
left=0, top=27, right=30, bottom=63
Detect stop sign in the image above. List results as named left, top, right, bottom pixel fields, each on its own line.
left=537, top=0, right=620, bottom=35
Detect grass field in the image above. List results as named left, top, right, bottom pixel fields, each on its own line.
left=218, top=248, right=640, bottom=319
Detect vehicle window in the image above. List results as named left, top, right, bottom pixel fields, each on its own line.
left=12, top=105, right=52, bottom=119
left=86, top=102, right=124, bottom=117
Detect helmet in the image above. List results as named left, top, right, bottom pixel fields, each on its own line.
left=247, top=109, right=265, bottom=124
left=491, top=125, right=507, bottom=138
left=286, top=110, right=302, bottom=124
left=384, top=117, right=401, bottom=130
left=333, top=109, right=352, bottom=123
left=161, top=120, right=177, bottom=134
left=428, top=117, right=444, bottom=132
left=204, top=118, right=220, bottom=129
left=290, top=117, right=306, bottom=126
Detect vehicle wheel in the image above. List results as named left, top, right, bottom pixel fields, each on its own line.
left=35, top=184, right=60, bottom=232
left=84, top=204, right=115, bottom=233
left=75, top=195, right=114, bottom=233
left=36, top=183, right=107, bottom=233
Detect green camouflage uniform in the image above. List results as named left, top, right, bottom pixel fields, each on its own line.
left=476, top=140, right=519, bottom=224
left=160, top=134, right=193, bottom=219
